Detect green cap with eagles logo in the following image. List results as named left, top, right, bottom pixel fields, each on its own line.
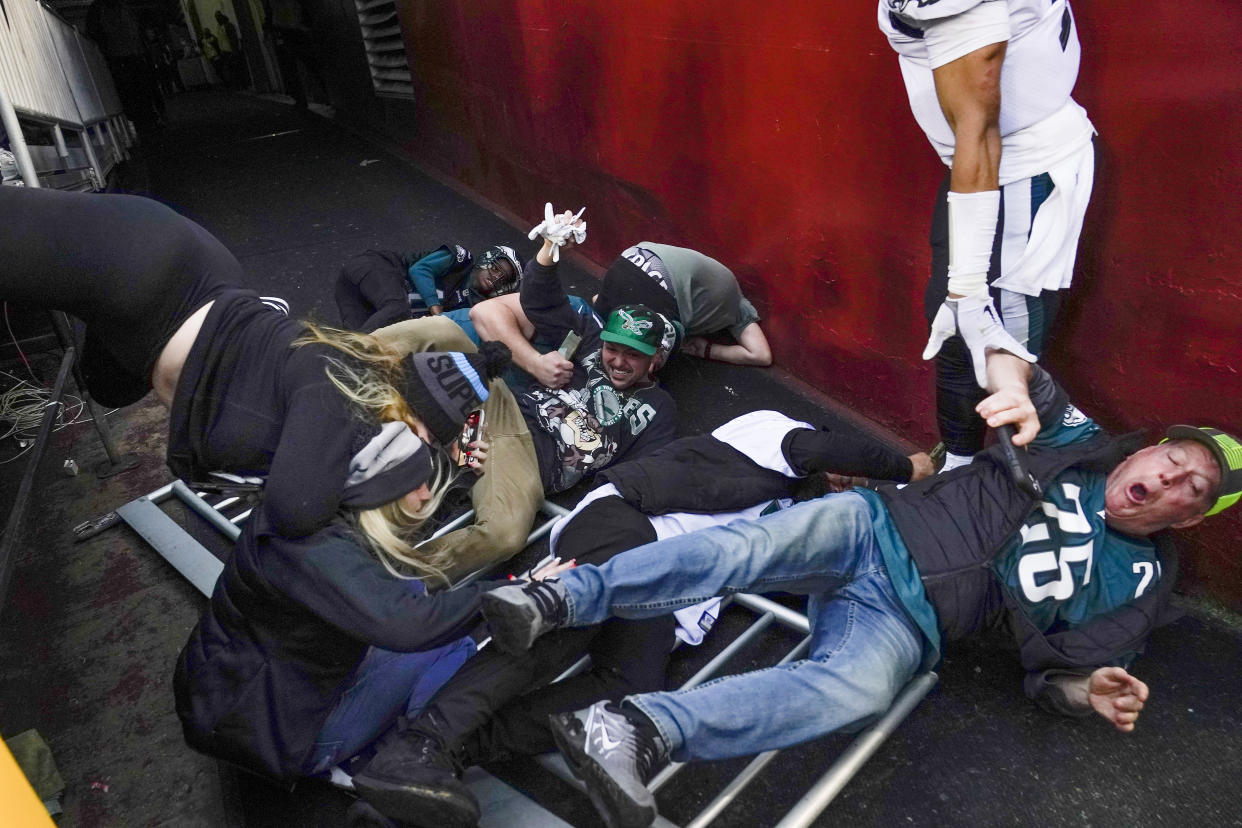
left=1164, top=425, right=1242, bottom=517
left=600, top=304, right=665, bottom=356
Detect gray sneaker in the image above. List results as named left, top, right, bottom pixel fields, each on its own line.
left=549, top=702, right=665, bottom=828
left=481, top=578, right=567, bottom=654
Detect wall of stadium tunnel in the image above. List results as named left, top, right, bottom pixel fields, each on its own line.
left=292, top=0, right=1241, bottom=606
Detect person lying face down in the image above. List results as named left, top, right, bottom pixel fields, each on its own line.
left=469, top=209, right=772, bottom=392
left=481, top=353, right=1241, bottom=828
left=592, top=241, right=772, bottom=367
left=0, top=186, right=507, bottom=541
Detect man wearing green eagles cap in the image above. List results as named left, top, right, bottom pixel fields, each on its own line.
left=369, top=211, right=678, bottom=579
left=514, top=217, right=679, bottom=494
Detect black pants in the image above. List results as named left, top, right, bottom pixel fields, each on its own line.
left=335, top=250, right=416, bottom=332
left=925, top=174, right=1063, bottom=456
left=0, top=188, right=238, bottom=406
left=411, top=496, right=676, bottom=765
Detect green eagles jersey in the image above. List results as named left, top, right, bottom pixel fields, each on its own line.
left=993, top=403, right=1164, bottom=634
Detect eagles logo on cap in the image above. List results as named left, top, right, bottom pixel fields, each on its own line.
left=599, top=304, right=665, bottom=356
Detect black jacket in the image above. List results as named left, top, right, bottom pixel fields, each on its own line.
left=595, top=384, right=1177, bottom=709
left=168, top=290, right=370, bottom=538
left=173, top=517, right=492, bottom=781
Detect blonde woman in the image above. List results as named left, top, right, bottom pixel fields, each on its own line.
left=0, top=186, right=505, bottom=542
left=173, top=415, right=571, bottom=788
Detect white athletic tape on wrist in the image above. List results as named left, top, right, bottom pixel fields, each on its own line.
left=945, top=189, right=1000, bottom=298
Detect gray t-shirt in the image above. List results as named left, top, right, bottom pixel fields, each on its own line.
left=621, top=243, right=760, bottom=339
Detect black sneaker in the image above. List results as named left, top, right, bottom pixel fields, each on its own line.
left=549, top=702, right=666, bottom=828
left=352, top=729, right=479, bottom=828
left=481, top=579, right=567, bottom=654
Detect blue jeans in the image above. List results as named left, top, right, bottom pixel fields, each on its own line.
left=556, top=492, right=925, bottom=762
left=304, top=637, right=475, bottom=776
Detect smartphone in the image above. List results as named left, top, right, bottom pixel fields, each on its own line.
left=457, top=409, right=485, bottom=466
left=558, top=330, right=582, bottom=359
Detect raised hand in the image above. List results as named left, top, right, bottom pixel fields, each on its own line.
left=527, top=203, right=586, bottom=262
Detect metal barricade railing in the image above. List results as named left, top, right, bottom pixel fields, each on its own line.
left=533, top=592, right=938, bottom=827
left=108, top=481, right=571, bottom=600
left=105, top=480, right=937, bottom=825
left=0, top=0, right=129, bottom=190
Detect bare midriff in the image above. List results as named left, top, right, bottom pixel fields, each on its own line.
left=151, top=301, right=214, bottom=409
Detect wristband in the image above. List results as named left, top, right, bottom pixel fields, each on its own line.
left=945, top=189, right=1000, bottom=298
left=704, top=342, right=712, bottom=361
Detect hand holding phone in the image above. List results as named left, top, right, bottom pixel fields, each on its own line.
left=457, top=409, right=485, bottom=467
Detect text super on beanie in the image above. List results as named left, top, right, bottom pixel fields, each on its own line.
left=400, top=341, right=511, bottom=445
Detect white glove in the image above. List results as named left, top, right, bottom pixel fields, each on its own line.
left=527, top=203, right=586, bottom=262
left=922, top=292, right=1036, bottom=388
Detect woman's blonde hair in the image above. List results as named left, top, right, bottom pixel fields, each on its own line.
left=293, top=323, right=417, bottom=428
left=353, top=453, right=459, bottom=586
left=294, top=323, right=461, bottom=585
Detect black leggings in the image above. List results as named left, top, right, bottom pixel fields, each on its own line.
left=0, top=188, right=240, bottom=406
left=925, top=174, right=1063, bottom=456
left=334, top=250, right=416, bottom=333
left=410, top=495, right=675, bottom=766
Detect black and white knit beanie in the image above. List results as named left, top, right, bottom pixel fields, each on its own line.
left=340, top=421, right=433, bottom=509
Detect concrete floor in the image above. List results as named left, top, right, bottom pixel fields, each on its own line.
left=2, top=89, right=1241, bottom=827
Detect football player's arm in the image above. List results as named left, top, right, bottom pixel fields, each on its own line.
left=920, top=5, right=1034, bottom=383
left=933, top=37, right=1005, bottom=204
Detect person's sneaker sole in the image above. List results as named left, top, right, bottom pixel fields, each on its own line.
left=480, top=588, right=544, bottom=654
left=549, top=712, right=656, bottom=828
left=352, top=773, right=480, bottom=828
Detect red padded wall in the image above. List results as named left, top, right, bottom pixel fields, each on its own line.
left=388, top=0, right=1242, bottom=606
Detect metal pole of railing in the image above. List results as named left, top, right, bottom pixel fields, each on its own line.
left=678, top=612, right=775, bottom=692
left=103, top=119, right=124, bottom=161
left=173, top=480, right=242, bottom=542
left=119, top=116, right=133, bottom=148
left=733, top=593, right=811, bottom=634
left=0, top=345, right=75, bottom=610
left=773, top=671, right=940, bottom=828
left=77, top=125, right=104, bottom=188
left=0, top=83, right=41, bottom=187
left=52, top=123, right=70, bottom=164
left=649, top=630, right=811, bottom=794
left=680, top=638, right=814, bottom=828
left=46, top=311, right=137, bottom=476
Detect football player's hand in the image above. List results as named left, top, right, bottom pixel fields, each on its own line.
left=923, top=293, right=1035, bottom=388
